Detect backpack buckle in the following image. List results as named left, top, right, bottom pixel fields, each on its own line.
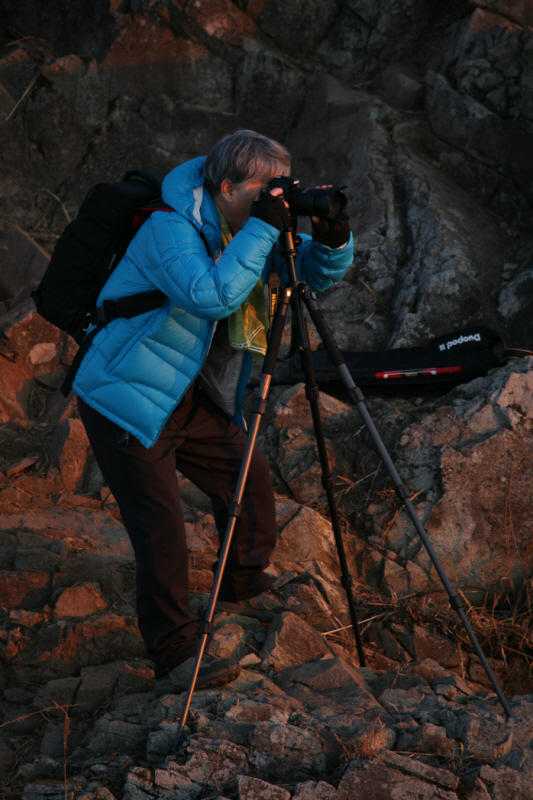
left=94, top=300, right=119, bottom=325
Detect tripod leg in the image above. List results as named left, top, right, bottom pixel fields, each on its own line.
left=290, top=291, right=366, bottom=667
left=299, top=285, right=511, bottom=718
left=170, top=289, right=293, bottom=756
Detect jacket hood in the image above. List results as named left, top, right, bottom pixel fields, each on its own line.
left=162, top=156, right=206, bottom=216
left=162, top=156, right=222, bottom=255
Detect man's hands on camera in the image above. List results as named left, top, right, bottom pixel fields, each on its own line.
left=249, top=183, right=351, bottom=246
left=250, top=187, right=290, bottom=231
left=311, top=184, right=351, bottom=249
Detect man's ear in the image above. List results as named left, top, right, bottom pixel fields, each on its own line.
left=219, top=179, right=235, bottom=203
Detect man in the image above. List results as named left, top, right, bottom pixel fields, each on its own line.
left=73, top=130, right=354, bottom=695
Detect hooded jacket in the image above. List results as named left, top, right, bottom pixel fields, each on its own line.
left=73, top=157, right=354, bottom=447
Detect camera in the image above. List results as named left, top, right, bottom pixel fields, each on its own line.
left=268, top=176, right=348, bottom=222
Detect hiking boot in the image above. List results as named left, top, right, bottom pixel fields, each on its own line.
left=216, top=586, right=312, bottom=622
left=154, top=655, right=241, bottom=697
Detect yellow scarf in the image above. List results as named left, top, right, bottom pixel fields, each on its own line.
left=215, top=206, right=269, bottom=359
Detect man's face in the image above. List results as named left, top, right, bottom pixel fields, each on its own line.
left=216, top=166, right=290, bottom=233
left=230, top=179, right=270, bottom=232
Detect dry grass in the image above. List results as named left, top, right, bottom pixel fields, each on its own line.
left=347, top=580, right=533, bottom=689
left=311, top=467, right=533, bottom=689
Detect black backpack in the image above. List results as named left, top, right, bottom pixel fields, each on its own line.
left=33, top=170, right=172, bottom=396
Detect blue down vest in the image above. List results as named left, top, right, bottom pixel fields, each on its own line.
left=73, top=157, right=354, bottom=447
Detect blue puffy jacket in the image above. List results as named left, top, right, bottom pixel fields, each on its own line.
left=73, top=157, right=354, bottom=447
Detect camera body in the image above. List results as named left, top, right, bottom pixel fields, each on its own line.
left=268, top=176, right=348, bottom=222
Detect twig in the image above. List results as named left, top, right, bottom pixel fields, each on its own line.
left=5, top=70, right=42, bottom=122
left=41, top=189, right=72, bottom=224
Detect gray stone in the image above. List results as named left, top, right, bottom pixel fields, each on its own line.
left=238, top=775, right=290, bottom=800
left=278, top=656, right=367, bottom=693
left=159, top=738, right=249, bottom=793
left=391, top=358, right=533, bottom=598
left=260, top=613, right=338, bottom=671
left=336, top=757, right=459, bottom=800
left=379, top=749, right=459, bottom=791
left=32, top=676, right=81, bottom=714
left=74, top=662, right=124, bottom=715
left=15, top=547, right=61, bottom=573
left=209, top=613, right=266, bottom=661
left=0, top=734, right=17, bottom=773
left=252, top=0, right=339, bottom=59
left=236, top=43, right=306, bottom=140
left=87, top=719, right=146, bottom=758
left=316, top=0, right=432, bottom=85
left=251, top=722, right=326, bottom=783
left=123, top=767, right=154, bottom=800
left=21, top=780, right=85, bottom=800
left=396, top=722, right=455, bottom=758
left=274, top=505, right=348, bottom=578
left=0, top=226, right=49, bottom=305
left=381, top=64, right=425, bottom=110
left=292, top=782, right=338, bottom=800
left=40, top=723, right=66, bottom=759
left=15, top=756, right=62, bottom=784
left=477, top=749, right=533, bottom=799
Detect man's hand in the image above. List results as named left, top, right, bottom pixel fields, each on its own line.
left=311, top=185, right=351, bottom=248
left=250, top=187, right=290, bottom=231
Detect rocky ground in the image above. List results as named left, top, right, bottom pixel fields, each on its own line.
left=1, top=294, right=533, bottom=800
left=3, top=0, right=533, bottom=798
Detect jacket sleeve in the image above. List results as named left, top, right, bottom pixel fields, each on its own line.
left=273, top=232, right=354, bottom=290
left=137, top=212, right=280, bottom=321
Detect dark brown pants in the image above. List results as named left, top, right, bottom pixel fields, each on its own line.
left=78, top=383, right=276, bottom=677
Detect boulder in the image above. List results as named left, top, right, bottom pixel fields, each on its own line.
left=292, top=783, right=338, bottom=800
left=0, top=570, right=51, bottom=611
left=0, top=735, right=17, bottom=774
left=0, top=301, right=67, bottom=422
left=259, top=612, right=340, bottom=671
left=388, top=358, right=533, bottom=598
left=238, top=775, right=290, bottom=800
left=47, top=418, right=91, bottom=494
left=87, top=719, right=146, bottom=758
left=9, top=614, right=145, bottom=685
left=336, top=758, right=459, bottom=800
left=32, top=676, right=81, bottom=715
left=251, top=722, right=327, bottom=784
left=209, top=613, right=267, bottom=661
left=274, top=506, right=349, bottom=577
left=0, top=226, right=49, bottom=307
left=53, top=582, right=106, bottom=620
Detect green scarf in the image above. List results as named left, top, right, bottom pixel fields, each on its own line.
left=215, top=206, right=269, bottom=359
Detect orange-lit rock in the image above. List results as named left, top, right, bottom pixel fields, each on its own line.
left=53, top=581, right=107, bottom=620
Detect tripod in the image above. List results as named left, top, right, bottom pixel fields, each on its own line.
left=170, top=225, right=510, bottom=755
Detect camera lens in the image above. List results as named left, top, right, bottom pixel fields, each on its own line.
left=289, top=187, right=348, bottom=222
left=268, top=177, right=348, bottom=221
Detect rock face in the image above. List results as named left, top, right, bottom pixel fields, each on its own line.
left=3, top=2, right=533, bottom=799
left=1, top=0, right=533, bottom=353
left=384, top=357, right=533, bottom=601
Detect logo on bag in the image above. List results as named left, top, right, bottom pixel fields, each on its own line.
left=439, top=333, right=481, bottom=351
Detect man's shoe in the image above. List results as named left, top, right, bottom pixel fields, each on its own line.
left=216, top=586, right=312, bottom=622
left=154, top=655, right=241, bottom=697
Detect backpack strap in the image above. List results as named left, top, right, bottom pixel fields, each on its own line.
left=60, top=289, right=167, bottom=398
left=61, top=224, right=212, bottom=399
left=86, top=289, right=167, bottom=326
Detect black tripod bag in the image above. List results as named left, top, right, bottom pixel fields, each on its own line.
left=290, top=326, right=504, bottom=388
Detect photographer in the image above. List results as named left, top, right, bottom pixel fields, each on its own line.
left=73, top=130, right=354, bottom=696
